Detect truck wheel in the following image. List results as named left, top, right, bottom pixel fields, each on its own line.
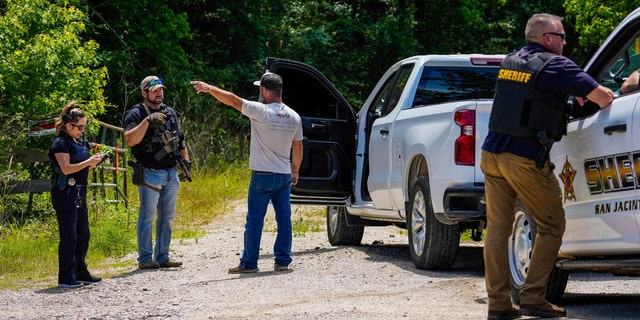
left=509, top=199, right=569, bottom=304
left=326, top=206, right=364, bottom=246
left=408, top=176, right=460, bottom=270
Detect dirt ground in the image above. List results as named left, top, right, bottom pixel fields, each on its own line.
left=0, top=204, right=639, bottom=319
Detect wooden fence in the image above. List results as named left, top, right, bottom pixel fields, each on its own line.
left=1, top=120, right=129, bottom=214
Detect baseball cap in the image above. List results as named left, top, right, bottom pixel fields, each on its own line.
left=141, top=76, right=166, bottom=91
left=253, top=72, right=283, bottom=90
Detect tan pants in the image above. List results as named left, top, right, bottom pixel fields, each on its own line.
left=480, top=150, right=565, bottom=310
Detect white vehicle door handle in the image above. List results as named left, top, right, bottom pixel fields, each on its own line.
left=603, top=123, right=626, bottom=135
left=380, top=129, right=389, bottom=138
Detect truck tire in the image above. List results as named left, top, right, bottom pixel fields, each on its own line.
left=509, top=199, right=569, bottom=304
left=408, top=176, right=460, bottom=270
left=326, top=206, right=364, bottom=246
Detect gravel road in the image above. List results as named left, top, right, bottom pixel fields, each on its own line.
left=0, top=203, right=639, bottom=319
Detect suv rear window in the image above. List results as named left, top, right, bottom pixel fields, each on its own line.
left=412, top=66, right=500, bottom=107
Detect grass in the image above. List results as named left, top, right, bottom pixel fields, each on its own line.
left=0, top=220, right=59, bottom=287
left=461, top=228, right=486, bottom=243
left=0, top=165, right=485, bottom=289
left=292, top=205, right=325, bottom=237
left=262, top=205, right=325, bottom=237
left=0, top=162, right=326, bottom=289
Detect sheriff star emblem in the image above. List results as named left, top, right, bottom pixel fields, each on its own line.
left=559, top=155, right=577, bottom=203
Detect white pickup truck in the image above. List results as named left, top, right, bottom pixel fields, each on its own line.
left=264, top=53, right=504, bottom=271
left=265, top=6, right=640, bottom=302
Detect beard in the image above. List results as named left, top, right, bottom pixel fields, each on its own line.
left=145, top=95, right=163, bottom=106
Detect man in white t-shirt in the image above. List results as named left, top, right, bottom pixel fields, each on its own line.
left=191, top=73, right=303, bottom=273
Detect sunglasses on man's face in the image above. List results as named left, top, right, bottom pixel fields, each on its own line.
left=543, top=32, right=566, bottom=41
left=144, top=78, right=164, bottom=90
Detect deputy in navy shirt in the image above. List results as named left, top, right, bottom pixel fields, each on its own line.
left=480, top=13, right=613, bottom=319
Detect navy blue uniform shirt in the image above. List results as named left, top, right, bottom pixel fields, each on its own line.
left=49, top=133, right=91, bottom=184
left=483, top=43, right=600, bottom=159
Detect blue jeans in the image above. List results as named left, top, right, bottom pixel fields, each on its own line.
left=137, top=167, right=180, bottom=264
left=239, top=171, right=293, bottom=269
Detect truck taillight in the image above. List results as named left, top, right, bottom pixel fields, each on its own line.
left=454, top=110, right=475, bottom=166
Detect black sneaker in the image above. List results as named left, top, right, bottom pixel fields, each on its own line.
left=520, top=302, right=566, bottom=318
left=274, top=264, right=291, bottom=272
left=228, top=266, right=259, bottom=274
left=159, top=258, right=183, bottom=268
left=57, top=281, right=84, bottom=289
left=139, top=260, right=160, bottom=269
left=77, top=275, right=102, bottom=284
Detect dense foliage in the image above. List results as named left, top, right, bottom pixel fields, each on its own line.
left=0, top=0, right=107, bottom=153
left=0, top=0, right=638, bottom=204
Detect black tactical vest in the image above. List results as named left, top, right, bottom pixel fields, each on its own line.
left=131, top=103, right=183, bottom=169
left=489, top=51, right=569, bottom=141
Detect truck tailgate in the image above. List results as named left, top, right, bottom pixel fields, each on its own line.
left=474, top=100, right=493, bottom=184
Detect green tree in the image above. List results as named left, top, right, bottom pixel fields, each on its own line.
left=480, top=0, right=566, bottom=54
left=86, top=0, right=192, bottom=124
left=414, top=0, right=504, bottom=54
left=564, top=0, right=637, bottom=64
left=279, top=0, right=420, bottom=107
left=164, top=0, right=287, bottom=170
left=0, top=0, right=107, bottom=152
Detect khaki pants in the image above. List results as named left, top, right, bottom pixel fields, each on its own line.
left=480, top=150, right=565, bottom=310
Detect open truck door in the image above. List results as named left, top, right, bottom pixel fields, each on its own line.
left=263, top=58, right=357, bottom=205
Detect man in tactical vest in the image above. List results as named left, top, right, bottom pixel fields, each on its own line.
left=481, top=14, right=614, bottom=320
left=124, top=76, right=190, bottom=269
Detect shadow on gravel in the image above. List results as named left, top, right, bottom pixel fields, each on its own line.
left=560, top=293, right=640, bottom=319
left=288, top=246, right=342, bottom=257
left=35, top=283, right=101, bottom=294
left=349, top=242, right=485, bottom=277
left=36, top=287, right=78, bottom=294
left=100, top=266, right=183, bottom=282
left=190, top=269, right=295, bottom=286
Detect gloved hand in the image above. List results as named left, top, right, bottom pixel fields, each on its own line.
left=147, top=112, right=167, bottom=124
left=179, top=160, right=192, bottom=182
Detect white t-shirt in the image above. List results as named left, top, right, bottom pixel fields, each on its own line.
left=242, top=99, right=303, bottom=174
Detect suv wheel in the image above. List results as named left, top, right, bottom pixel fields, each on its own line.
left=509, top=199, right=569, bottom=304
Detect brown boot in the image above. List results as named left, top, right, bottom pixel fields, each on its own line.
left=487, top=307, right=521, bottom=320
left=520, top=302, right=566, bottom=318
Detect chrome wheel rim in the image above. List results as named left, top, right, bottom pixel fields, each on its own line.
left=509, top=209, right=532, bottom=287
left=411, top=190, right=427, bottom=256
left=328, top=206, right=339, bottom=236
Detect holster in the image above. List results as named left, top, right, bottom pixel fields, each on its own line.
left=52, top=166, right=67, bottom=190
left=535, top=131, right=554, bottom=169
left=128, top=160, right=145, bottom=185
